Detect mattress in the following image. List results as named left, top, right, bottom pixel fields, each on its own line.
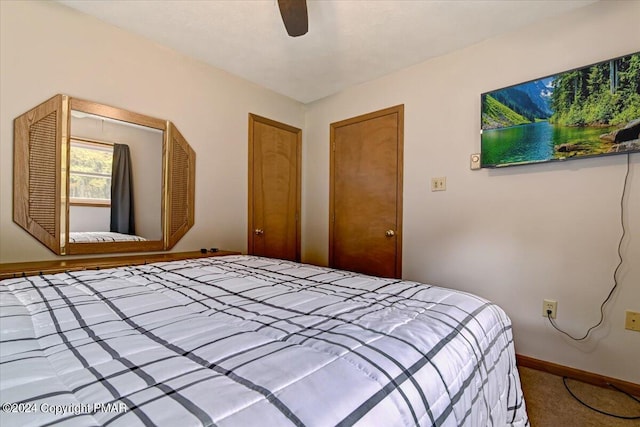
left=0, top=255, right=528, bottom=426
left=69, top=232, right=147, bottom=243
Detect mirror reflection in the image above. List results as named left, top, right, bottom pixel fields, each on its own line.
left=69, top=111, right=163, bottom=244
left=14, top=94, right=195, bottom=255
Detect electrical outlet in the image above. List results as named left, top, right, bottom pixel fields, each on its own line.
left=431, top=177, right=446, bottom=191
left=625, top=310, right=640, bottom=332
left=542, top=299, right=557, bottom=319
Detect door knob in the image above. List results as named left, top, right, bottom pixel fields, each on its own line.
left=385, top=230, right=395, bottom=237
left=254, top=228, right=264, bottom=235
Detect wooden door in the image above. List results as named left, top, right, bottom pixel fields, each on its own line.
left=330, top=105, right=404, bottom=278
left=248, top=114, right=301, bottom=261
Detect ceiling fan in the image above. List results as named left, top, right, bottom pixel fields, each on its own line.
left=277, top=0, right=308, bottom=37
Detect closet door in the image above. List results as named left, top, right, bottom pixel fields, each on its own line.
left=248, top=114, right=301, bottom=261
left=330, top=105, right=404, bottom=278
left=14, top=94, right=68, bottom=255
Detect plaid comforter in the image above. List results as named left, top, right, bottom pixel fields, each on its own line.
left=0, top=255, right=528, bottom=426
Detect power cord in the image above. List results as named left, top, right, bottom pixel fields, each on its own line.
left=562, top=376, right=640, bottom=420
left=546, top=153, right=631, bottom=341
left=545, top=153, right=637, bottom=420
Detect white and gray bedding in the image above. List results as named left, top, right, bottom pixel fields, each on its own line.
left=0, top=255, right=528, bottom=426
left=69, top=232, right=147, bottom=244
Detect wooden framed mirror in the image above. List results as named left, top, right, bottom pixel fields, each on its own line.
left=13, top=94, right=195, bottom=255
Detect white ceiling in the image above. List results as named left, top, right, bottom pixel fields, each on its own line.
left=57, top=0, right=598, bottom=104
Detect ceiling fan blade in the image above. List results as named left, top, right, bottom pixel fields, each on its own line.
left=277, top=0, right=308, bottom=37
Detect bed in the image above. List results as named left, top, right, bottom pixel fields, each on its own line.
left=0, top=255, right=528, bottom=426
left=69, top=231, right=147, bottom=244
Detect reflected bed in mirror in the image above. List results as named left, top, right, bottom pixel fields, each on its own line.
left=13, top=94, right=196, bottom=255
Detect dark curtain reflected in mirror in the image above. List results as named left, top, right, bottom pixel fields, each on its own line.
left=110, top=143, right=135, bottom=235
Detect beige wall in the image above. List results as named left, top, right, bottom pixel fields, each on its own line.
left=69, top=206, right=110, bottom=232
left=303, top=0, right=640, bottom=383
left=0, top=1, right=304, bottom=261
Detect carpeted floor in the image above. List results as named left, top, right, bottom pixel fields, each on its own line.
left=519, top=367, right=640, bottom=426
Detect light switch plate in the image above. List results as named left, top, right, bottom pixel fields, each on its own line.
left=431, top=177, right=446, bottom=191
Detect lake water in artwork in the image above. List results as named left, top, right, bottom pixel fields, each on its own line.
left=481, top=121, right=617, bottom=167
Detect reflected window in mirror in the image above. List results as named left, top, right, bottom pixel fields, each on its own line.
left=69, top=139, right=113, bottom=206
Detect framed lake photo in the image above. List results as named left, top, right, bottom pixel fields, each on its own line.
left=480, top=52, right=640, bottom=168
